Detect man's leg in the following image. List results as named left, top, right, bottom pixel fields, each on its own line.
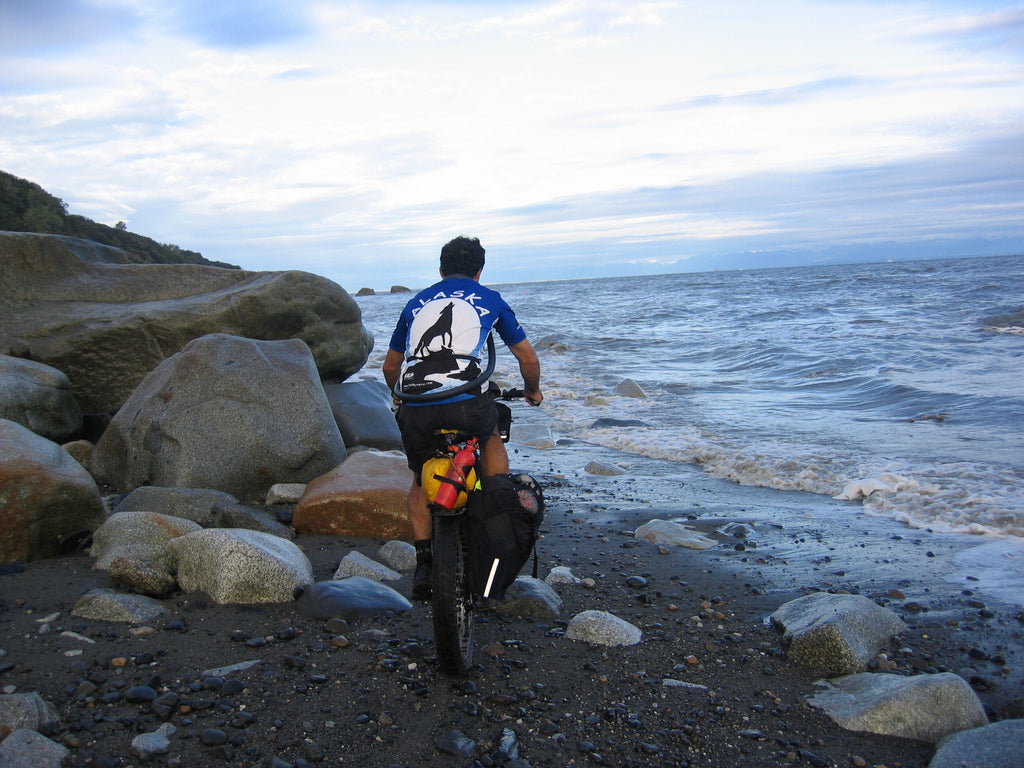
left=479, top=427, right=509, bottom=477
left=409, top=478, right=434, bottom=601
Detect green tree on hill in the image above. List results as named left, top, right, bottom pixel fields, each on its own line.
left=0, top=169, right=238, bottom=268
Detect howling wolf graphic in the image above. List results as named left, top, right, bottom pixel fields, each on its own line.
left=412, top=301, right=455, bottom=358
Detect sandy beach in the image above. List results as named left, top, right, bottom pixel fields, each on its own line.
left=2, top=438, right=1021, bottom=768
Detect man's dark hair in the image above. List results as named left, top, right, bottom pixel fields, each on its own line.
left=440, top=236, right=485, bottom=277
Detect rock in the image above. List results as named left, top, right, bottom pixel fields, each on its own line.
left=376, top=540, right=416, bottom=572
left=266, top=483, right=307, bottom=505
left=107, top=556, right=178, bottom=596
left=495, top=576, right=563, bottom=620
left=634, top=520, right=717, bottom=550
left=512, top=424, right=556, bottom=449
left=61, top=439, right=93, bottom=467
left=929, top=718, right=1024, bottom=768
left=0, top=728, right=70, bottom=768
left=0, top=692, right=60, bottom=731
left=71, top=588, right=169, bottom=624
left=0, top=419, right=105, bottom=563
left=323, top=379, right=403, bottom=451
left=90, top=511, right=202, bottom=572
left=0, top=355, right=82, bottom=442
left=545, top=566, right=581, bottom=586
left=807, top=672, right=988, bottom=744
left=212, top=502, right=296, bottom=539
left=434, top=729, right=476, bottom=757
left=293, top=451, right=413, bottom=539
left=333, top=551, right=402, bottom=581
left=770, top=592, right=907, bottom=677
left=614, top=378, right=647, bottom=398
left=355, top=288, right=375, bottom=296
left=662, top=679, right=709, bottom=692
left=113, top=486, right=238, bottom=525
left=295, top=577, right=413, bottom=621
left=169, top=528, right=313, bottom=604
left=130, top=722, right=176, bottom=759
left=390, top=286, right=410, bottom=294
left=565, top=609, right=642, bottom=647
left=90, top=334, right=347, bottom=500
left=584, top=460, right=626, bottom=476
left=589, top=418, right=651, bottom=428
left=0, top=232, right=372, bottom=415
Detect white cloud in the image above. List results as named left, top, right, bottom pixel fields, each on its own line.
left=1, top=0, right=1021, bottom=288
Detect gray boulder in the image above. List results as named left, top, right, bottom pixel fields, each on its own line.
left=0, top=232, right=372, bottom=415
left=90, top=510, right=202, bottom=572
left=0, top=692, right=60, bottom=732
left=90, top=334, right=347, bottom=500
left=212, top=502, right=295, bottom=539
left=565, top=609, right=642, bottom=646
left=333, top=551, right=402, bottom=582
left=0, top=419, right=105, bottom=563
left=168, top=528, right=313, bottom=604
left=496, top=576, right=564, bottom=620
left=770, top=592, right=907, bottom=677
left=295, top=577, right=413, bottom=621
left=929, top=718, right=1024, bottom=768
left=113, top=486, right=238, bottom=526
left=0, top=728, right=69, bottom=768
left=71, top=588, right=170, bottom=624
left=807, top=672, right=988, bottom=744
left=0, top=355, right=82, bottom=442
left=377, top=540, right=416, bottom=573
left=324, top=379, right=403, bottom=450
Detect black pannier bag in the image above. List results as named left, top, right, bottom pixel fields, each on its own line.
left=465, top=473, right=544, bottom=600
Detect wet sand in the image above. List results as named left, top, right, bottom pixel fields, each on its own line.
left=1, top=438, right=1021, bottom=768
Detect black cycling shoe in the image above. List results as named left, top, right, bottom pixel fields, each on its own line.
left=412, top=561, right=432, bottom=601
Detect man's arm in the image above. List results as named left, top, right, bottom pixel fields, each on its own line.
left=383, top=348, right=403, bottom=393
left=508, top=339, right=543, bottom=406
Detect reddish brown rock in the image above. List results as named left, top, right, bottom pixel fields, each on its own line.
left=293, top=451, right=413, bottom=539
left=0, top=419, right=105, bottom=563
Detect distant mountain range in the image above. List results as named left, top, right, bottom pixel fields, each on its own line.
left=0, top=169, right=237, bottom=269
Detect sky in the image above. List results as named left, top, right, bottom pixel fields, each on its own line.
left=1, top=0, right=1022, bottom=290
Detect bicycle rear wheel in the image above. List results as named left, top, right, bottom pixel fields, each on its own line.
left=431, top=515, right=474, bottom=676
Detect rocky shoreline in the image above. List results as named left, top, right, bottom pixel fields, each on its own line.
left=3, top=234, right=1022, bottom=767
left=3, top=440, right=1023, bottom=768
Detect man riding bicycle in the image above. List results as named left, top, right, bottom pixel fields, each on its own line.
left=382, top=236, right=543, bottom=600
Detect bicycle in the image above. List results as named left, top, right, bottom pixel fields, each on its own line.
left=421, top=388, right=533, bottom=676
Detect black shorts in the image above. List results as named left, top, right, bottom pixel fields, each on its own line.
left=396, top=392, right=499, bottom=476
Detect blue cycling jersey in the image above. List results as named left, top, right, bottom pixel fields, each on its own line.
left=389, top=276, right=526, bottom=404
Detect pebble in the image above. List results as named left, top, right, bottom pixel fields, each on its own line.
left=434, top=729, right=476, bottom=757
left=200, top=728, right=228, bottom=746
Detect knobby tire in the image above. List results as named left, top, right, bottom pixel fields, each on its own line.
left=431, top=515, right=474, bottom=676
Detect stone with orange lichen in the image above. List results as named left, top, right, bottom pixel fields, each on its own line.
left=292, top=451, right=413, bottom=539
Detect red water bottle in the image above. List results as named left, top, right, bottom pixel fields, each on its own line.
left=433, top=440, right=477, bottom=510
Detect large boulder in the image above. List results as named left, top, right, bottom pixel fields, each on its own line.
left=168, top=528, right=313, bottom=604
left=0, top=232, right=373, bottom=415
left=0, top=419, right=105, bottom=563
left=323, top=379, right=402, bottom=451
left=292, top=450, right=413, bottom=539
left=929, top=719, right=1024, bottom=768
left=90, top=510, right=202, bottom=571
left=90, top=334, right=347, bottom=500
left=0, top=355, right=82, bottom=442
left=770, top=592, right=907, bottom=677
left=807, top=672, right=988, bottom=744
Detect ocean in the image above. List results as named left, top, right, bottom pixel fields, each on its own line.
left=356, top=254, right=1024, bottom=578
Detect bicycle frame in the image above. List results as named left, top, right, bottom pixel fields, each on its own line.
left=426, top=433, right=480, bottom=676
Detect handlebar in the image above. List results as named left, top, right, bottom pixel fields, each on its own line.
left=500, top=388, right=541, bottom=406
